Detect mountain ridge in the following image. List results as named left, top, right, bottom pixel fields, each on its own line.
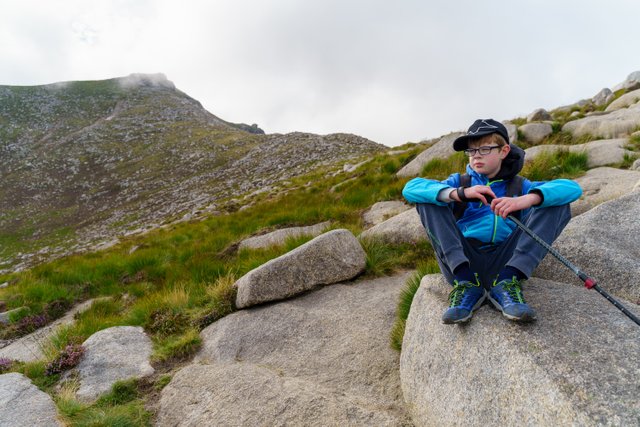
left=0, top=73, right=385, bottom=272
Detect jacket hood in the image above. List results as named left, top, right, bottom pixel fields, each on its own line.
left=494, top=144, right=525, bottom=180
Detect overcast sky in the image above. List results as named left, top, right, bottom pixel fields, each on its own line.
left=1, top=0, right=639, bottom=147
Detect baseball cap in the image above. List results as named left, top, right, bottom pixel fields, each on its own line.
left=452, top=119, right=509, bottom=151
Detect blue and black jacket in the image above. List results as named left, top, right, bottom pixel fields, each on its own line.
left=402, top=145, right=582, bottom=244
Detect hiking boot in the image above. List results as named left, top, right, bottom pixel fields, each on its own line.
left=489, top=277, right=537, bottom=322
left=442, top=278, right=487, bottom=324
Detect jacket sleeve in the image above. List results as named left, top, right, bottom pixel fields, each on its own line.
left=526, top=179, right=582, bottom=207
left=402, top=174, right=460, bottom=205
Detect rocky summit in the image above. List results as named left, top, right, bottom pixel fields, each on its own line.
left=0, top=74, right=385, bottom=272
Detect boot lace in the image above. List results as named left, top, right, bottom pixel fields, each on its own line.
left=502, top=277, right=526, bottom=304
left=449, top=279, right=479, bottom=307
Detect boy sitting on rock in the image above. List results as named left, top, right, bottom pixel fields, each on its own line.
left=402, top=119, right=582, bottom=324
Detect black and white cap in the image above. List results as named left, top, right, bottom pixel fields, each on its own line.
left=452, top=119, right=510, bottom=151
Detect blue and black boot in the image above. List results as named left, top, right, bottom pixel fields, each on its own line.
left=489, top=276, right=537, bottom=322
left=442, top=275, right=487, bottom=324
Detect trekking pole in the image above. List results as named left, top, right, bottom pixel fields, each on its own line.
left=479, top=195, right=640, bottom=326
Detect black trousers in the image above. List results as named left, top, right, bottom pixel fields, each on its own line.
left=416, top=203, right=571, bottom=289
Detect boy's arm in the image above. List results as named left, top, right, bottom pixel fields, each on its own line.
left=527, top=179, right=583, bottom=208
left=402, top=175, right=459, bottom=205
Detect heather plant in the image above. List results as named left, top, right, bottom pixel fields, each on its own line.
left=0, top=313, right=51, bottom=339
left=44, top=298, right=72, bottom=320
left=194, top=310, right=223, bottom=330
left=0, top=357, right=13, bottom=373
left=145, top=308, right=190, bottom=337
left=45, top=344, right=85, bottom=376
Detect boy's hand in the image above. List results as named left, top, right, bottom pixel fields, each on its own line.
left=453, top=185, right=496, bottom=205
left=491, top=194, right=542, bottom=219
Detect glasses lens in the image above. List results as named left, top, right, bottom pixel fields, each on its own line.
left=479, top=147, right=491, bottom=155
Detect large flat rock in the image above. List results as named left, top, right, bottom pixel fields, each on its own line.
left=238, top=221, right=331, bottom=250
left=524, top=138, right=633, bottom=168
left=0, top=373, right=62, bottom=427
left=360, top=208, right=426, bottom=245
left=605, top=88, right=640, bottom=112
left=0, top=298, right=109, bottom=362
left=362, top=201, right=411, bottom=228
left=562, top=103, right=640, bottom=138
left=235, top=229, right=366, bottom=309
left=75, top=326, right=154, bottom=402
left=158, top=272, right=413, bottom=426
left=397, top=132, right=463, bottom=177
left=535, top=190, right=640, bottom=302
left=400, top=275, right=640, bottom=427
left=571, top=167, right=640, bottom=216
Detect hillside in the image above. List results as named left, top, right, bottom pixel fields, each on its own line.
left=0, top=74, right=385, bottom=272
left=1, top=71, right=640, bottom=426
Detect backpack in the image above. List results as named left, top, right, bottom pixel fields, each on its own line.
left=453, top=174, right=524, bottom=220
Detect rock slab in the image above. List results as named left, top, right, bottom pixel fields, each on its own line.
left=397, top=132, right=463, bottom=177
left=362, top=201, right=411, bottom=228
left=75, top=326, right=154, bottom=402
left=0, top=372, right=62, bottom=427
left=360, top=208, right=426, bottom=245
left=238, top=221, right=331, bottom=250
left=235, top=229, right=366, bottom=308
left=519, top=122, right=553, bottom=144
left=400, top=275, right=640, bottom=427
left=524, top=138, right=633, bottom=168
left=563, top=103, right=640, bottom=138
left=0, top=298, right=109, bottom=362
left=534, top=190, right=640, bottom=302
left=571, top=167, right=640, bottom=216
left=158, top=272, right=413, bottom=426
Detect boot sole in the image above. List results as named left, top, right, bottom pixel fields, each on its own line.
left=442, top=291, right=488, bottom=324
left=488, top=295, right=537, bottom=322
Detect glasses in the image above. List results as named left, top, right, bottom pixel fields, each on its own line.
left=464, top=145, right=501, bottom=156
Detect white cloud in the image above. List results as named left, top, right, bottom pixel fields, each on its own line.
left=1, top=0, right=639, bottom=146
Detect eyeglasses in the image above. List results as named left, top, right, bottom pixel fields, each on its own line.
left=464, top=145, right=501, bottom=156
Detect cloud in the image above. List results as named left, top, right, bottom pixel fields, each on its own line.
left=1, top=0, right=640, bottom=146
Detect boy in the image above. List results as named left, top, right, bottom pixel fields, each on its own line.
left=402, top=119, right=582, bottom=324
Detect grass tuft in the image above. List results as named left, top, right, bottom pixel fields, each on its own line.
left=521, top=149, right=588, bottom=181
left=152, top=328, right=202, bottom=363
left=390, top=260, right=440, bottom=352
left=420, top=152, right=468, bottom=180
left=96, top=379, right=139, bottom=407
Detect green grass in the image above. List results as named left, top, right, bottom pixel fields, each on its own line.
left=0, top=136, right=600, bottom=424
left=626, top=133, right=640, bottom=152
left=616, top=153, right=640, bottom=169
left=521, top=149, right=589, bottom=181
left=56, top=379, right=151, bottom=427
left=360, top=238, right=434, bottom=278
left=0, top=147, right=430, bottom=424
left=390, top=260, right=440, bottom=351
left=152, top=328, right=202, bottom=363
left=420, top=152, right=468, bottom=180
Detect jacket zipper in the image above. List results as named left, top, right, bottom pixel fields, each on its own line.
left=487, top=180, right=503, bottom=243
